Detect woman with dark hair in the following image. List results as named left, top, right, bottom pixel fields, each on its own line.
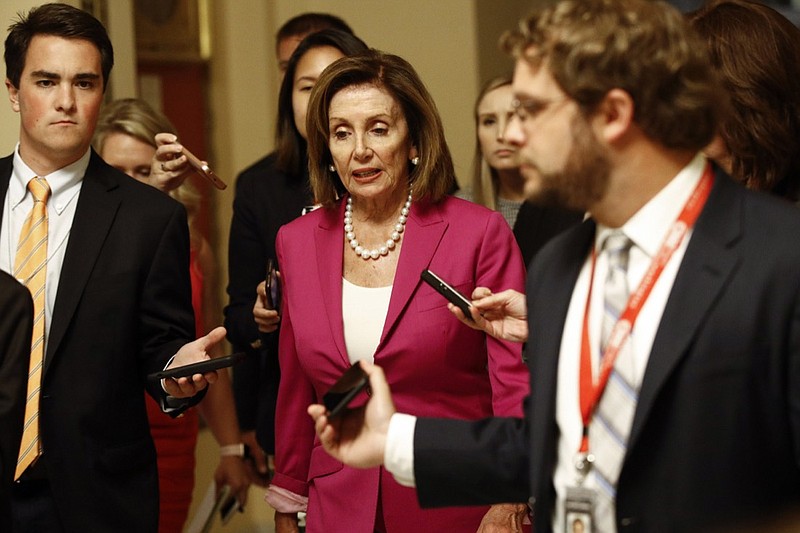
left=224, top=29, right=369, bottom=481
left=688, top=0, right=800, bottom=201
left=259, top=50, right=530, bottom=532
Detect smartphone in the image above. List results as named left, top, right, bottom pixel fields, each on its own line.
left=219, top=491, right=242, bottom=524
left=148, top=352, right=247, bottom=381
left=420, top=269, right=474, bottom=321
left=265, top=258, right=281, bottom=311
left=181, top=145, right=227, bottom=190
left=323, top=364, right=369, bottom=419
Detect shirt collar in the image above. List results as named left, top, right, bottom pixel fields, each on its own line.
left=11, top=145, right=90, bottom=213
left=596, top=152, right=707, bottom=257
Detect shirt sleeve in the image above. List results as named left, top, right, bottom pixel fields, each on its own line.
left=384, top=412, right=418, bottom=488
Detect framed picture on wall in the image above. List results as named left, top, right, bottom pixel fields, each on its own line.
left=134, top=0, right=210, bottom=62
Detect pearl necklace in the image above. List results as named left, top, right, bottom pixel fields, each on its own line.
left=344, top=192, right=412, bottom=260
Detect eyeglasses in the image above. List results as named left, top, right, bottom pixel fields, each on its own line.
left=511, top=97, right=567, bottom=122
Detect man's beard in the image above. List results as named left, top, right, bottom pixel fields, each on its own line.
left=523, top=114, right=611, bottom=213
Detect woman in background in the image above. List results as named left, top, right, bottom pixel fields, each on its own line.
left=466, top=75, right=580, bottom=266
left=94, top=98, right=250, bottom=532
left=224, top=29, right=369, bottom=481
left=688, top=0, right=800, bottom=202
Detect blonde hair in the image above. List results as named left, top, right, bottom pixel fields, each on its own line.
left=471, top=76, right=513, bottom=211
left=94, top=98, right=203, bottom=240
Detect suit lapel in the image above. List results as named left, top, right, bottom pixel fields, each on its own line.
left=529, top=220, right=595, bottom=508
left=313, top=198, right=447, bottom=362
left=0, top=156, right=13, bottom=220
left=628, top=172, right=741, bottom=449
left=45, top=153, right=121, bottom=371
left=379, top=201, right=446, bottom=348
left=314, top=202, right=349, bottom=365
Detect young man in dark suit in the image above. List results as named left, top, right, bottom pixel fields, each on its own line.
left=1, top=4, right=226, bottom=531
left=0, top=272, right=32, bottom=531
left=307, top=0, right=800, bottom=531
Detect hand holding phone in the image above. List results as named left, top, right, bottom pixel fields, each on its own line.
left=420, top=269, right=474, bottom=321
left=148, top=352, right=247, bottom=382
left=265, top=259, right=281, bottom=311
left=219, top=488, right=242, bottom=525
left=181, top=145, right=227, bottom=190
left=323, top=364, right=369, bottom=419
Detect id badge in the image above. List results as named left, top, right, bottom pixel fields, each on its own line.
left=564, top=485, right=595, bottom=533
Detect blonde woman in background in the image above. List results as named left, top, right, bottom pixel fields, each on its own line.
left=94, top=98, right=250, bottom=532
left=467, top=76, right=580, bottom=266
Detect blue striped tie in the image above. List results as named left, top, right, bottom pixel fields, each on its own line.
left=591, top=231, right=637, bottom=532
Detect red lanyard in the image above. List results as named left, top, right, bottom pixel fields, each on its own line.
left=577, top=163, right=714, bottom=454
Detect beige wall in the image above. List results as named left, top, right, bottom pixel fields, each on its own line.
left=207, top=0, right=522, bottom=320
left=0, top=0, right=137, bottom=154
left=1, top=0, right=536, bottom=323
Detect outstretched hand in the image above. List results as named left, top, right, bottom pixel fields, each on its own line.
left=448, top=287, right=529, bottom=344
left=307, top=361, right=396, bottom=469
left=162, top=326, right=227, bottom=397
left=150, top=133, right=194, bottom=192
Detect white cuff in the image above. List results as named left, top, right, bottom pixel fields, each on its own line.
left=160, top=354, right=178, bottom=393
left=384, top=412, right=417, bottom=488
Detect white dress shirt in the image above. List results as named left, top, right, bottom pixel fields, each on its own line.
left=0, top=145, right=87, bottom=354
left=384, top=154, right=709, bottom=522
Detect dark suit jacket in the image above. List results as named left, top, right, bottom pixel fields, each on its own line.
left=414, top=171, right=800, bottom=532
left=224, top=152, right=311, bottom=453
left=0, top=271, right=32, bottom=531
left=0, top=152, right=197, bottom=532
left=513, top=202, right=582, bottom=267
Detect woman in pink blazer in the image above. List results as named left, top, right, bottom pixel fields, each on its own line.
left=258, top=50, right=530, bottom=532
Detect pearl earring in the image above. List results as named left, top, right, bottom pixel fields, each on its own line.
left=411, top=156, right=420, bottom=166
left=328, top=164, right=336, bottom=172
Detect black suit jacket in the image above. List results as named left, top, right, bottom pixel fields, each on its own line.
left=414, top=171, right=800, bottom=531
left=513, top=202, right=582, bottom=267
left=0, top=152, right=197, bottom=532
left=0, top=271, right=32, bottom=531
left=224, top=152, right=311, bottom=453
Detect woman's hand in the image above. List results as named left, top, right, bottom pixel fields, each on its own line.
left=253, top=280, right=280, bottom=333
left=214, top=455, right=251, bottom=507
left=477, top=503, right=530, bottom=533
left=274, top=511, right=300, bottom=533
left=150, top=133, right=193, bottom=192
left=448, top=288, right=529, bottom=343
left=241, top=430, right=271, bottom=486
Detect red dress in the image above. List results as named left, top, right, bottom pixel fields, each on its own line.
left=147, top=248, right=204, bottom=532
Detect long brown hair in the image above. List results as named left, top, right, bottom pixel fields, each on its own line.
left=688, top=0, right=800, bottom=200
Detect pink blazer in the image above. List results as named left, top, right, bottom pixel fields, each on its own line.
left=272, top=195, right=529, bottom=532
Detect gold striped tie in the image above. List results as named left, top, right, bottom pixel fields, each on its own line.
left=14, top=177, right=51, bottom=480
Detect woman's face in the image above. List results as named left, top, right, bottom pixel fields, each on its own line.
left=292, top=45, right=345, bottom=140
left=476, top=84, right=517, bottom=171
left=328, top=84, right=418, bottom=203
left=99, top=132, right=156, bottom=183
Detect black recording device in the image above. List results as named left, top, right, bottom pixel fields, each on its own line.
left=323, top=364, right=369, bottom=419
